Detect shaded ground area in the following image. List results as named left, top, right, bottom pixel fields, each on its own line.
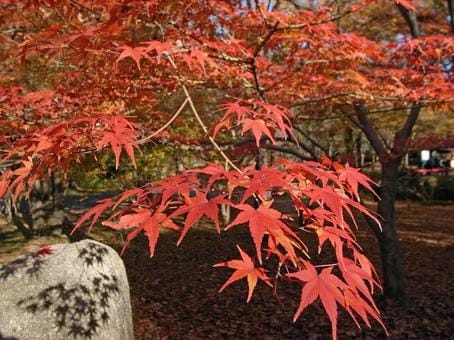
left=123, top=201, right=454, bottom=339
left=1, top=200, right=453, bottom=339
left=0, top=192, right=115, bottom=264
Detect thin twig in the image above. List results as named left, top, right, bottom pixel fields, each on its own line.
left=314, top=262, right=338, bottom=268
left=69, top=0, right=100, bottom=16
left=136, top=98, right=188, bottom=144
left=165, top=54, right=244, bottom=173
left=279, top=7, right=359, bottom=31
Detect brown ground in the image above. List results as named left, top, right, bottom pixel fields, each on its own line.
left=1, top=200, right=453, bottom=339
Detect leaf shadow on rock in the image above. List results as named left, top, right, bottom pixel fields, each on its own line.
left=14, top=242, right=120, bottom=339
left=0, top=331, right=19, bottom=340
left=0, top=252, right=45, bottom=282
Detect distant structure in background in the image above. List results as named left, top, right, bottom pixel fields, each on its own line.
left=406, top=147, right=454, bottom=175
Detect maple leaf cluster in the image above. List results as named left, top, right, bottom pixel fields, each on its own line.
left=72, top=160, right=386, bottom=337
left=213, top=100, right=295, bottom=146
left=0, top=115, right=138, bottom=200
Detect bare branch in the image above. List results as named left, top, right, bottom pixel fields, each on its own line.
left=69, top=0, right=101, bottom=17
left=136, top=98, right=188, bottom=145
left=396, top=3, right=421, bottom=38
left=351, top=104, right=387, bottom=156
left=253, top=22, right=279, bottom=57
left=165, top=54, right=244, bottom=173
left=250, top=23, right=280, bottom=100
left=392, top=103, right=421, bottom=154
left=448, top=0, right=454, bottom=34
left=279, top=7, right=359, bottom=31
left=250, top=61, right=266, bottom=100
left=293, top=126, right=328, bottom=157
left=260, top=143, right=313, bottom=160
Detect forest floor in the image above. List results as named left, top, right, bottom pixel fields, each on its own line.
left=0, top=200, right=453, bottom=339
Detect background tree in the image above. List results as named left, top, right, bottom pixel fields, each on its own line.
left=278, top=0, right=454, bottom=302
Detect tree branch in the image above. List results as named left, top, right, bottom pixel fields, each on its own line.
left=293, top=126, right=328, bottom=157
left=250, top=23, right=279, bottom=100
left=165, top=54, right=243, bottom=173
left=69, top=0, right=101, bottom=17
left=279, top=7, right=359, bottom=31
left=250, top=60, right=266, bottom=100
left=392, top=103, right=421, bottom=154
left=231, top=136, right=317, bottom=160
left=396, top=3, right=421, bottom=38
left=448, top=0, right=454, bottom=34
left=260, top=143, right=313, bottom=160
left=136, top=98, right=188, bottom=145
left=351, top=104, right=387, bottom=157
left=253, top=22, right=279, bottom=57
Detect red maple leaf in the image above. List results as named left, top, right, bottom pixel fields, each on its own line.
left=341, top=258, right=379, bottom=308
left=287, top=262, right=346, bottom=339
left=73, top=198, right=114, bottom=234
left=170, top=191, right=229, bottom=245
left=342, top=289, right=386, bottom=333
left=212, top=101, right=255, bottom=137
left=259, top=102, right=295, bottom=140
left=96, top=117, right=138, bottom=170
left=214, top=245, right=272, bottom=302
left=240, top=167, right=289, bottom=202
left=219, top=101, right=255, bottom=122
left=103, top=206, right=179, bottom=256
left=313, top=225, right=359, bottom=254
left=395, top=0, right=415, bottom=11
left=151, top=173, right=199, bottom=204
left=188, top=164, right=226, bottom=186
left=37, top=245, right=54, bottom=256
left=226, top=201, right=298, bottom=264
left=305, top=184, right=380, bottom=229
left=0, top=170, right=12, bottom=198
left=181, top=49, right=219, bottom=75
left=116, top=45, right=151, bottom=70
left=143, top=40, right=174, bottom=61
left=240, top=118, right=275, bottom=146
left=333, top=162, right=378, bottom=201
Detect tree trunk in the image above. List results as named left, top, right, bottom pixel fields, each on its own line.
left=447, top=0, right=454, bottom=34
left=352, top=103, right=421, bottom=304
left=369, top=160, right=408, bottom=303
left=3, top=175, right=65, bottom=239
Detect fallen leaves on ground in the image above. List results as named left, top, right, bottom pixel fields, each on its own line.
left=122, top=201, right=454, bottom=339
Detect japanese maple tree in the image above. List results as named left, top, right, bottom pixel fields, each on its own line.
left=0, top=0, right=452, bottom=338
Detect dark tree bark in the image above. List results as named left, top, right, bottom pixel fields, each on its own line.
left=369, top=158, right=408, bottom=302
left=345, top=3, right=423, bottom=302
left=351, top=104, right=421, bottom=303
left=448, top=0, right=454, bottom=34
left=2, top=174, right=66, bottom=239
left=396, top=3, right=421, bottom=38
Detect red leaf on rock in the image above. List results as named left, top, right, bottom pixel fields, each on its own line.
left=37, top=245, right=54, bottom=256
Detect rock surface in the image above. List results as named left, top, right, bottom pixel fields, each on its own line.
left=0, top=240, right=134, bottom=340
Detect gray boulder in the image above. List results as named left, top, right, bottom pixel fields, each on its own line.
left=0, top=240, right=134, bottom=340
